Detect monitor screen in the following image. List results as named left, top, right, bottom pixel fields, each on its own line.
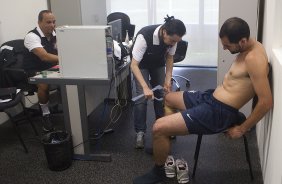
left=107, top=19, right=122, bottom=42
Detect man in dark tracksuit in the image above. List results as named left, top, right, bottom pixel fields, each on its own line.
left=130, top=16, right=186, bottom=149
left=23, top=10, right=58, bottom=132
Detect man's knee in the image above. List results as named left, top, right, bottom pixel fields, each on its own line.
left=164, top=91, right=185, bottom=111
left=37, top=83, right=49, bottom=92
left=164, top=104, right=176, bottom=115
left=152, top=118, right=167, bottom=137
left=164, top=94, right=176, bottom=114
left=164, top=93, right=174, bottom=107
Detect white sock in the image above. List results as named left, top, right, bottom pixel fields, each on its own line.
left=39, top=102, right=50, bottom=116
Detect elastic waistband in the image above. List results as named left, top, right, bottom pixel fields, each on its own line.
left=211, top=94, right=238, bottom=113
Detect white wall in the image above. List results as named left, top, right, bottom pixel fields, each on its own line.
left=256, top=0, right=282, bottom=183
left=0, top=0, right=48, bottom=45
left=49, top=0, right=107, bottom=26
left=81, top=0, right=107, bottom=25
left=0, top=0, right=48, bottom=124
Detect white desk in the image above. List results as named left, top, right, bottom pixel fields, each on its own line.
left=29, top=62, right=131, bottom=161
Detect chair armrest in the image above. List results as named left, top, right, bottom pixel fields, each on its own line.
left=2, top=68, right=31, bottom=91
left=3, top=68, right=28, bottom=80
left=3, top=67, right=26, bottom=73
left=0, top=87, right=16, bottom=99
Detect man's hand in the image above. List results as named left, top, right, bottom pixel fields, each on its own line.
left=225, top=125, right=245, bottom=139
left=143, top=86, right=154, bottom=100
left=163, top=78, right=172, bottom=94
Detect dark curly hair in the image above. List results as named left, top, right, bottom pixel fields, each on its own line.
left=219, top=17, right=250, bottom=43
left=162, top=15, right=186, bottom=37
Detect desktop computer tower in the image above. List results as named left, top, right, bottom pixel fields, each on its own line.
left=56, top=25, right=114, bottom=79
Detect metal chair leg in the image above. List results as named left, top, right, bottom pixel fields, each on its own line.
left=192, top=134, right=254, bottom=181
left=192, top=134, right=202, bottom=178
left=243, top=134, right=254, bottom=180
left=6, top=112, right=28, bottom=153
left=21, top=101, right=38, bottom=136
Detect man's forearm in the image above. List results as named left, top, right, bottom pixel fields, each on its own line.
left=240, top=100, right=272, bottom=132
left=131, top=61, right=148, bottom=89
left=165, top=56, right=174, bottom=81
left=42, top=53, right=58, bottom=64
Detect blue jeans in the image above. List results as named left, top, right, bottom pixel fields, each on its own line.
left=133, top=67, right=165, bottom=133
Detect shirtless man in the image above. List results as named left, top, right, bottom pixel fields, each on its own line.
left=133, top=17, right=273, bottom=184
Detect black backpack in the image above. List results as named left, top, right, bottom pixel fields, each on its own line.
left=0, top=39, right=29, bottom=89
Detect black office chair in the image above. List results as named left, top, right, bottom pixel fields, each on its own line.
left=107, top=12, right=135, bottom=42
left=0, top=39, right=37, bottom=95
left=192, top=112, right=254, bottom=180
left=172, top=40, right=190, bottom=91
left=0, top=40, right=62, bottom=116
left=0, top=87, right=38, bottom=153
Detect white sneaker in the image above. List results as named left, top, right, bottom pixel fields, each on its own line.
left=135, top=131, right=145, bottom=149
left=164, top=155, right=176, bottom=178
left=175, top=158, right=189, bottom=184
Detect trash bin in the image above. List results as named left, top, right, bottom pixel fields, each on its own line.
left=42, top=131, right=73, bottom=171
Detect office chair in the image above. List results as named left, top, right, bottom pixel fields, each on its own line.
left=0, top=39, right=61, bottom=116
left=0, top=87, right=38, bottom=153
left=192, top=63, right=272, bottom=181
left=172, top=40, right=190, bottom=91
left=107, top=12, right=135, bottom=42
left=192, top=112, right=254, bottom=180
left=0, top=39, right=37, bottom=95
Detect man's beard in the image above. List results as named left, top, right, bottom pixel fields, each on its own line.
left=230, top=50, right=239, bottom=54
left=230, top=45, right=241, bottom=54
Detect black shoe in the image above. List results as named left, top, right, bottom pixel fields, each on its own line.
left=42, top=115, right=54, bottom=132
left=49, top=104, right=63, bottom=114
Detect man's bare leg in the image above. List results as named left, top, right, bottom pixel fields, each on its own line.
left=37, top=83, right=54, bottom=131
left=133, top=92, right=188, bottom=184
left=153, top=122, right=171, bottom=165
left=134, top=113, right=189, bottom=184
left=37, top=83, right=49, bottom=104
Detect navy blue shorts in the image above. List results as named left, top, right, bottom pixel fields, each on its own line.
left=181, top=89, right=241, bottom=134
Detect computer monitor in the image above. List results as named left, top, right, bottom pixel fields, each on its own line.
left=107, top=19, right=122, bottom=42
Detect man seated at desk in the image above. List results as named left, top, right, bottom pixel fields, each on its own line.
left=23, top=10, right=58, bottom=132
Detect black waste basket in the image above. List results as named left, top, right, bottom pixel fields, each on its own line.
left=42, top=131, right=73, bottom=171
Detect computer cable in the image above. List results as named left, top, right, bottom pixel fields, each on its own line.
left=89, top=60, right=131, bottom=140
left=88, top=76, right=114, bottom=140
left=72, top=139, right=90, bottom=150
left=90, top=72, right=129, bottom=139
